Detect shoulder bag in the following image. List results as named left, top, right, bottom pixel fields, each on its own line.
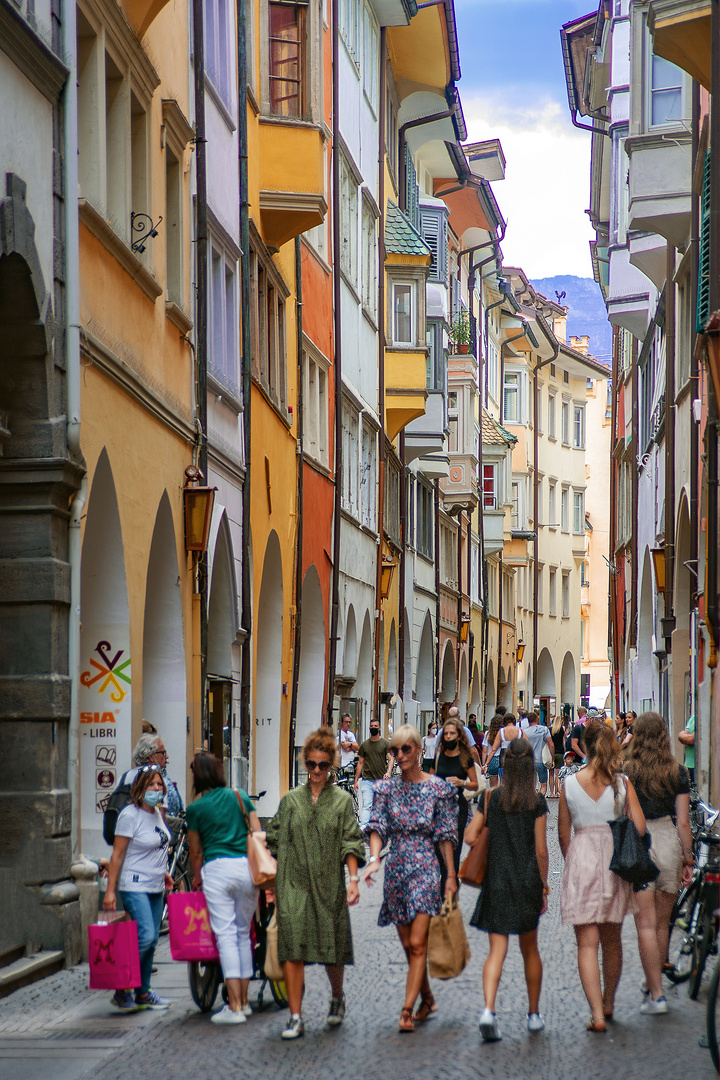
left=608, top=779, right=659, bottom=890
left=459, top=788, right=490, bottom=887
left=464, top=762, right=487, bottom=801
left=541, top=740, right=554, bottom=768
left=427, top=895, right=471, bottom=979
left=235, top=790, right=277, bottom=889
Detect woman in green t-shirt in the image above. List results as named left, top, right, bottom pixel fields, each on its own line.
left=187, top=753, right=261, bottom=1025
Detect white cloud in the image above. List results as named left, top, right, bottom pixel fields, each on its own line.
left=462, top=94, right=595, bottom=279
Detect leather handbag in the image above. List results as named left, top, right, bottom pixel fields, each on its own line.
left=608, top=779, right=659, bottom=889
left=235, top=790, right=277, bottom=889
left=459, top=788, right=490, bottom=887
left=428, top=896, right=471, bottom=979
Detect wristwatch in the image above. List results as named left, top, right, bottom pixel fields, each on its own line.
left=367, top=855, right=379, bottom=864
left=348, top=875, right=359, bottom=882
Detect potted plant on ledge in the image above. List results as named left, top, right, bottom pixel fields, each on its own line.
left=450, top=309, right=472, bottom=354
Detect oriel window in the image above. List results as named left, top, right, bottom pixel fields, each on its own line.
left=269, top=0, right=307, bottom=118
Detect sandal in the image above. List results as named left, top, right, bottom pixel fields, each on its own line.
left=586, top=1018, right=607, bottom=1033
left=399, top=1008, right=415, bottom=1033
left=414, top=992, right=437, bottom=1022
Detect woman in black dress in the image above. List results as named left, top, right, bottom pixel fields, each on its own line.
left=465, top=740, right=549, bottom=1042
left=434, top=718, right=477, bottom=878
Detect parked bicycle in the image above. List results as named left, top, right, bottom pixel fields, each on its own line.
left=334, top=762, right=361, bottom=824
left=160, top=812, right=192, bottom=934
left=666, top=795, right=720, bottom=998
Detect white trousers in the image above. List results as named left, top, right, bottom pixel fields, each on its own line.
left=201, top=856, right=258, bottom=980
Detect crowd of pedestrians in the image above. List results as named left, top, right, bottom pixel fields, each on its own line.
left=97, top=702, right=697, bottom=1047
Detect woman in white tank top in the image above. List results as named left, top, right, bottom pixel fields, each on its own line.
left=558, top=721, right=646, bottom=1032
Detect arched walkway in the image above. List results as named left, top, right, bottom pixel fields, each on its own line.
left=469, top=662, right=481, bottom=720
left=79, top=449, right=131, bottom=853
left=254, top=532, right=283, bottom=815
left=355, top=612, right=373, bottom=740
left=416, top=611, right=434, bottom=711
left=142, top=493, right=186, bottom=800
left=560, top=651, right=576, bottom=712
left=387, top=620, right=398, bottom=695
left=296, top=566, right=326, bottom=745
left=440, top=640, right=456, bottom=703
left=206, top=514, right=237, bottom=763
left=636, top=551, right=655, bottom=706
left=537, top=648, right=556, bottom=696
left=457, top=652, right=468, bottom=717
left=343, top=605, right=357, bottom=681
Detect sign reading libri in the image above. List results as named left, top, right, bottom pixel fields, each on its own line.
left=79, top=632, right=132, bottom=853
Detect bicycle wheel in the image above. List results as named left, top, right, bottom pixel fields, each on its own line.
left=188, top=961, right=222, bottom=1012
left=707, top=959, right=719, bottom=1072
left=665, top=883, right=699, bottom=984
left=269, top=978, right=289, bottom=1009
left=689, top=901, right=713, bottom=1000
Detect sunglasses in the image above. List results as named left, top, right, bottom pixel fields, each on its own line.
left=390, top=743, right=415, bottom=758
left=140, top=764, right=162, bottom=773
left=305, top=759, right=332, bottom=772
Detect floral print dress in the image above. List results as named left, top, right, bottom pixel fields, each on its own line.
left=366, top=775, right=458, bottom=926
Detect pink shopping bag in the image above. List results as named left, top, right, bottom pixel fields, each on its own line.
left=167, top=892, right=220, bottom=962
left=88, top=919, right=141, bottom=990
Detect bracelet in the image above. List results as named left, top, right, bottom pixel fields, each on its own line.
left=368, top=855, right=379, bottom=864
left=348, top=875, right=359, bottom=882
left=542, top=886, right=551, bottom=895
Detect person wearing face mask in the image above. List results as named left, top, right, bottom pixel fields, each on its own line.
left=435, top=718, right=478, bottom=883
left=103, top=765, right=174, bottom=1012
left=354, top=721, right=392, bottom=830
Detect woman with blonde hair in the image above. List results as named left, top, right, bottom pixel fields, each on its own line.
left=625, top=711, right=693, bottom=1012
left=266, top=727, right=364, bottom=1040
left=363, top=724, right=458, bottom=1032
left=559, top=721, right=647, bottom=1031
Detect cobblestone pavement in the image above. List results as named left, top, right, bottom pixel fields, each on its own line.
left=0, top=801, right=715, bottom=1080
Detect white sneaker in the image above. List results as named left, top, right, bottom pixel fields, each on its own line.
left=527, top=1012, right=545, bottom=1033
left=211, top=1005, right=247, bottom=1025
left=640, top=996, right=668, bottom=1015
left=479, top=1007, right=502, bottom=1042
left=240, top=1003, right=253, bottom=1017
left=281, top=1014, right=305, bottom=1040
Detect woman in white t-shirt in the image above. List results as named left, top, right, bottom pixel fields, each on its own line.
left=104, top=765, right=173, bottom=1012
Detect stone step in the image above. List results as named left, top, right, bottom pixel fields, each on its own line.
left=0, top=951, right=65, bottom=999
left=0, top=945, right=25, bottom=969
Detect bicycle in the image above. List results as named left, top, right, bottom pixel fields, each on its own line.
left=334, top=762, right=361, bottom=824
left=706, top=957, right=719, bottom=1072
left=160, top=813, right=192, bottom=934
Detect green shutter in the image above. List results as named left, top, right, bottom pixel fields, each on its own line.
left=697, top=151, right=711, bottom=332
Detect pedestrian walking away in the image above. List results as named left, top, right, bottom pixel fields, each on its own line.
left=486, top=713, right=527, bottom=781
left=524, top=711, right=554, bottom=796
left=466, top=740, right=549, bottom=1042
left=624, top=712, right=694, bottom=1012
left=265, top=727, right=364, bottom=1040
left=558, top=721, right=646, bottom=1031
left=103, top=765, right=174, bottom=1012
left=355, top=720, right=392, bottom=830
left=186, top=752, right=260, bottom=1025
left=363, top=724, right=458, bottom=1033
left=482, top=715, right=505, bottom=790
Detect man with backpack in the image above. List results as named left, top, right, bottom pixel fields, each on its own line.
left=104, top=732, right=182, bottom=845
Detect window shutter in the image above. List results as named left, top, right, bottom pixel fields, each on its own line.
left=420, top=208, right=447, bottom=283
left=697, top=152, right=711, bottom=332
left=404, top=145, right=420, bottom=232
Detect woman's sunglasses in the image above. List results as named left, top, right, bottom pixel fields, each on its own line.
left=305, top=759, right=332, bottom=772
left=140, top=764, right=162, bottom=773
left=390, top=744, right=415, bottom=758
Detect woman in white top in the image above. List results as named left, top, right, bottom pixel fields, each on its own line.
left=486, top=714, right=527, bottom=780
left=421, top=721, right=438, bottom=772
left=558, top=721, right=646, bottom=1032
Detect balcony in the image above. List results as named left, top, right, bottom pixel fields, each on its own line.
left=629, top=232, right=667, bottom=289
left=483, top=508, right=505, bottom=555
left=606, top=246, right=652, bottom=339
left=440, top=453, right=478, bottom=513
left=258, top=121, right=327, bottom=248
left=649, top=0, right=711, bottom=91
left=404, top=390, right=447, bottom=464
left=385, top=351, right=428, bottom=441
left=626, top=131, right=692, bottom=249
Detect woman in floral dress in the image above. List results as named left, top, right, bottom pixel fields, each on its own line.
left=363, top=724, right=458, bottom=1033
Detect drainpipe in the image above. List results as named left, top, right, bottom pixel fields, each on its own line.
left=192, top=0, right=209, bottom=740
left=237, top=0, right=252, bottom=771
left=289, top=237, right=304, bottom=777
left=706, top=0, right=720, bottom=664
left=608, top=327, right=619, bottom=713
left=690, top=80, right=700, bottom=574
left=435, top=481, right=441, bottom=710
left=570, top=109, right=610, bottom=138
left=531, top=343, right=559, bottom=696
left=373, top=28, right=387, bottom=726
left=663, top=243, right=676, bottom=654
left=63, top=0, right=84, bottom=859
left=496, top=551, right=503, bottom=708
left=327, top=0, right=343, bottom=724
left=629, top=338, right=639, bottom=652
left=398, top=107, right=458, bottom=210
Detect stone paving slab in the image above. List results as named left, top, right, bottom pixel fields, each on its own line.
left=0, top=802, right=716, bottom=1080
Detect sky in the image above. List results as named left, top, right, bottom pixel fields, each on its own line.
left=454, top=0, right=597, bottom=279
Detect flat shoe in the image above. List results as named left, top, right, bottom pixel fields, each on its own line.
left=398, top=1008, right=415, bottom=1033
left=586, top=1018, right=607, bottom=1033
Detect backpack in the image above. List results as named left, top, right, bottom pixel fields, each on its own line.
left=102, top=771, right=133, bottom=845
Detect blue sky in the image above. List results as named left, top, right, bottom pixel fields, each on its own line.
left=453, top=0, right=598, bottom=278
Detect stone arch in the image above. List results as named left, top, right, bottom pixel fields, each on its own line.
left=560, top=651, right=576, bottom=711
left=536, top=648, right=556, bottom=696
left=343, top=604, right=357, bottom=681
left=403, top=607, right=413, bottom=698
left=416, top=610, right=434, bottom=709
left=457, top=652, right=469, bottom=717
left=79, top=448, right=131, bottom=854
left=355, top=612, right=373, bottom=739
left=526, top=663, right=533, bottom=704
left=674, top=496, right=692, bottom=637
left=484, top=664, right=496, bottom=725
left=142, top=492, right=186, bottom=798
left=440, top=640, right=456, bottom=703
left=296, top=566, right=326, bottom=745
left=254, top=531, right=283, bottom=815
left=469, top=662, right=481, bottom=719
left=387, top=620, right=398, bottom=695
left=207, top=513, right=237, bottom=681
left=636, top=549, right=655, bottom=706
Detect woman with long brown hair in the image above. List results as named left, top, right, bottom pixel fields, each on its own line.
left=558, top=721, right=646, bottom=1031
left=482, top=714, right=505, bottom=789
left=549, top=714, right=566, bottom=797
left=625, top=711, right=693, bottom=1012
left=434, top=717, right=478, bottom=879
left=466, top=739, right=549, bottom=1041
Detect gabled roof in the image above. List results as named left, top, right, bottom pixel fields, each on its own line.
left=482, top=407, right=516, bottom=448
left=385, top=201, right=431, bottom=257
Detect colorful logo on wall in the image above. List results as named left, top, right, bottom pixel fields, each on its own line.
left=81, top=640, right=132, bottom=704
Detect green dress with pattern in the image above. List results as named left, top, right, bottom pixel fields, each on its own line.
left=265, top=782, right=365, bottom=965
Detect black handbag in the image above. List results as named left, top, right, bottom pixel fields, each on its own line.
left=608, top=780, right=659, bottom=890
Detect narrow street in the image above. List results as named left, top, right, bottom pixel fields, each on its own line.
left=1, top=804, right=714, bottom=1080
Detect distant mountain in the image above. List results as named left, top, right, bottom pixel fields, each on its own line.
left=531, top=275, right=612, bottom=363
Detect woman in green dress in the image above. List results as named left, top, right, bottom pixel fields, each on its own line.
left=266, top=727, right=364, bottom=1041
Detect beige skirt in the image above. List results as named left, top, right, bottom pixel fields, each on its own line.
left=647, top=815, right=683, bottom=894
left=561, top=824, right=637, bottom=925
